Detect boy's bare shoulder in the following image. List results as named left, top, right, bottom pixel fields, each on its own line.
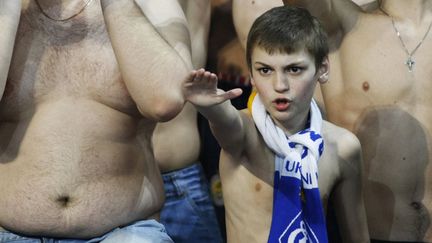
left=240, top=107, right=252, bottom=116
left=237, top=108, right=275, bottom=170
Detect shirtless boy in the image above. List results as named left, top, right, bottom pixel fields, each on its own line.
left=183, top=6, right=369, bottom=243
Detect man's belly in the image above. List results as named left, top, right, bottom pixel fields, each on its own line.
left=0, top=169, right=163, bottom=238
left=0, top=99, right=164, bottom=238
left=365, top=187, right=431, bottom=241
left=339, top=105, right=432, bottom=241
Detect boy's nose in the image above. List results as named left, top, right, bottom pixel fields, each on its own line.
left=274, top=74, right=289, bottom=92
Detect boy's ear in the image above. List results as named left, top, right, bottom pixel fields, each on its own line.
left=318, top=56, right=330, bottom=84
left=250, top=74, right=255, bottom=87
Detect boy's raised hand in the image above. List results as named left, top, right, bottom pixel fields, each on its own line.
left=184, top=69, right=243, bottom=107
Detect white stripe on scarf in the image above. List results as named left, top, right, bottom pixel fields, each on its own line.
left=251, top=95, right=324, bottom=189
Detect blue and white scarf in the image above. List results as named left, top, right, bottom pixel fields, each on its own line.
left=251, top=94, right=327, bottom=243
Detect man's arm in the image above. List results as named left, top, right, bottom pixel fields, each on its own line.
left=331, top=134, right=370, bottom=243
left=232, top=0, right=282, bottom=50
left=135, top=0, right=194, bottom=70
left=180, top=0, right=211, bottom=69
left=0, top=0, right=21, bottom=98
left=283, top=0, right=362, bottom=49
left=101, top=0, right=189, bottom=122
left=184, top=69, right=247, bottom=157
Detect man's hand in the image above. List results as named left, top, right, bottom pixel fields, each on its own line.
left=183, top=69, right=243, bottom=107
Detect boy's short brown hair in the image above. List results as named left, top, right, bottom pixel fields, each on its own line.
left=246, top=6, right=329, bottom=72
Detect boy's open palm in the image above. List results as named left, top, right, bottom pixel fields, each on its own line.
left=184, top=69, right=242, bottom=107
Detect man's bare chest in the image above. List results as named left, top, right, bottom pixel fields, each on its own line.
left=337, top=22, right=432, bottom=104
left=2, top=11, right=135, bottom=118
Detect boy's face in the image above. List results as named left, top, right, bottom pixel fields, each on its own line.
left=250, top=45, right=328, bottom=129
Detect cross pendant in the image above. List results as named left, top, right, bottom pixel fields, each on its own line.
left=406, top=56, right=415, bottom=72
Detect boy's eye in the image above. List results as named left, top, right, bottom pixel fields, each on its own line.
left=288, top=66, right=303, bottom=73
left=258, top=67, right=272, bottom=75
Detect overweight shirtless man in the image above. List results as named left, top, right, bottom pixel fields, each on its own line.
left=281, top=0, right=432, bottom=242
left=149, top=0, right=223, bottom=242
left=0, top=0, right=192, bottom=241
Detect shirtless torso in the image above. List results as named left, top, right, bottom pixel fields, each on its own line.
left=229, top=1, right=369, bottom=242
left=0, top=0, right=188, bottom=238
left=220, top=118, right=366, bottom=243
left=282, top=1, right=432, bottom=241
left=237, top=0, right=432, bottom=240
left=141, top=1, right=222, bottom=242
left=325, top=7, right=432, bottom=241
left=152, top=0, right=210, bottom=172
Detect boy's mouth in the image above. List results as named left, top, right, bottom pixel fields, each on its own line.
left=273, top=98, right=290, bottom=111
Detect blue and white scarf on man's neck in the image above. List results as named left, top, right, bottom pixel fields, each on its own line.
left=251, top=94, right=328, bottom=243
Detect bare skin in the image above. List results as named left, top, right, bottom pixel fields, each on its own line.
left=231, top=1, right=371, bottom=242
left=151, top=0, right=211, bottom=172
left=232, top=0, right=283, bottom=51
left=0, top=0, right=20, bottom=97
left=281, top=0, right=432, bottom=241
left=219, top=120, right=365, bottom=243
left=232, top=0, right=377, bottom=113
left=183, top=45, right=369, bottom=242
left=0, top=0, right=190, bottom=238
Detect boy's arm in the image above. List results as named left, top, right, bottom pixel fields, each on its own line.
left=331, top=133, right=370, bottom=243
left=184, top=69, right=246, bottom=157
left=0, top=0, right=21, bottom=98
left=101, top=0, right=189, bottom=122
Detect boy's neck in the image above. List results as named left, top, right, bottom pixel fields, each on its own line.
left=274, top=108, right=310, bottom=137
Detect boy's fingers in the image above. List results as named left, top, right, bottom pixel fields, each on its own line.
left=219, top=88, right=243, bottom=101
left=196, top=69, right=208, bottom=83
left=209, top=74, right=218, bottom=84
left=229, top=88, right=243, bottom=98
left=202, top=71, right=214, bottom=83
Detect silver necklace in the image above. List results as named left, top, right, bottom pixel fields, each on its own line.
left=380, top=6, right=432, bottom=72
left=35, top=0, right=95, bottom=22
